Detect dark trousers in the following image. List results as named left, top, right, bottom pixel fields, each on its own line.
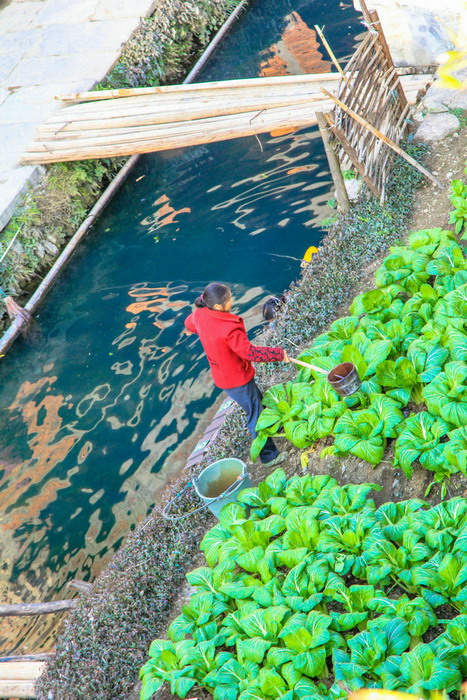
left=225, top=378, right=279, bottom=464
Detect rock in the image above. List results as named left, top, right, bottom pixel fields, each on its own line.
left=422, top=96, right=449, bottom=113
left=344, top=177, right=363, bottom=201
left=43, top=240, right=59, bottom=256
left=425, top=80, right=467, bottom=111
left=413, top=112, right=460, bottom=142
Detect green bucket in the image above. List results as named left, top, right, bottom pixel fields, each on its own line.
left=193, top=458, right=251, bottom=518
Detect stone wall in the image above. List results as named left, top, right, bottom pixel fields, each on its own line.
left=353, top=0, right=464, bottom=66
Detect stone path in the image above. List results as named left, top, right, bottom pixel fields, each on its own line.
left=0, top=0, right=157, bottom=230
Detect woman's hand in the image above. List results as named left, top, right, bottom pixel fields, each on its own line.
left=283, top=350, right=291, bottom=363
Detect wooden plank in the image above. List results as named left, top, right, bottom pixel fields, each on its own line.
left=0, top=663, right=44, bottom=681
left=0, top=680, right=36, bottom=699
left=0, top=600, right=77, bottom=617
left=316, top=112, right=350, bottom=213
left=323, top=88, right=443, bottom=187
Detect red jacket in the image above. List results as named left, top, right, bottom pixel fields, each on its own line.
left=184, top=307, right=284, bottom=389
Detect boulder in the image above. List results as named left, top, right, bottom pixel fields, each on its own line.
left=413, top=111, right=460, bottom=142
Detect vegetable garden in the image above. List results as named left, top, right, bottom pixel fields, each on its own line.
left=140, top=472, right=467, bottom=700
left=140, top=169, right=467, bottom=700
left=252, top=219, right=467, bottom=497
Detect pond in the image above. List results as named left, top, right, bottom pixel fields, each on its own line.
left=0, top=0, right=361, bottom=652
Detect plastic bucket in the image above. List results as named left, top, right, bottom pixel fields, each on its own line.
left=193, top=458, right=251, bottom=518
left=327, top=362, right=361, bottom=396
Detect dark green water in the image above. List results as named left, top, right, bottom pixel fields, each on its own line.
left=0, top=0, right=360, bottom=651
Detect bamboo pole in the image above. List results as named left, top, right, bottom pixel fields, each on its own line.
left=323, top=112, right=381, bottom=198
left=37, top=93, right=332, bottom=135
left=0, top=681, right=36, bottom=698
left=0, top=663, right=44, bottom=681
left=316, top=112, right=350, bottom=214
left=314, top=25, right=346, bottom=78
left=322, top=88, right=444, bottom=188
left=0, top=654, right=52, bottom=663
left=0, top=600, right=77, bottom=617
left=22, top=103, right=331, bottom=163
left=47, top=80, right=339, bottom=121
left=56, top=72, right=344, bottom=102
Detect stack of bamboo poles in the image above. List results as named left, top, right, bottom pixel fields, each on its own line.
left=20, top=72, right=429, bottom=165
left=0, top=662, right=44, bottom=699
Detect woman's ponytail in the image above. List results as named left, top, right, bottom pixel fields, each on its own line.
left=195, top=282, right=231, bottom=310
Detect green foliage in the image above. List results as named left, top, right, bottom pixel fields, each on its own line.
left=254, top=225, right=467, bottom=493
left=449, top=174, right=467, bottom=236
left=141, top=474, right=467, bottom=699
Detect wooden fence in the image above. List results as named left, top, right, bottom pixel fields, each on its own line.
left=317, top=1, right=426, bottom=205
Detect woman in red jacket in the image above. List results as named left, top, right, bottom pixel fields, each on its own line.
left=185, top=282, right=289, bottom=466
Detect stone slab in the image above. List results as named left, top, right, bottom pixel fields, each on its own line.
left=90, top=0, right=156, bottom=21
left=0, top=28, right=42, bottom=56
left=0, top=121, right=41, bottom=170
left=0, top=94, right=53, bottom=123
left=0, top=1, right=42, bottom=32
left=40, top=18, right=133, bottom=56
left=6, top=51, right=118, bottom=87
left=414, top=111, right=460, bottom=142
left=0, top=164, right=43, bottom=231
left=0, top=54, right=19, bottom=82
left=33, top=0, right=99, bottom=26
left=0, top=0, right=156, bottom=230
left=5, top=81, right=89, bottom=106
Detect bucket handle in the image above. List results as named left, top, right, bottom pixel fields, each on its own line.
left=162, top=473, right=246, bottom=521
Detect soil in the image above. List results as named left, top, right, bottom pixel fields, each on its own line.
left=150, top=124, right=467, bottom=700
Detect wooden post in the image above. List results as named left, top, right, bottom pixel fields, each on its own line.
left=322, top=113, right=381, bottom=198
left=316, top=112, right=350, bottom=214
left=322, top=89, right=444, bottom=188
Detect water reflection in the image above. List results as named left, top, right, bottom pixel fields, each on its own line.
left=0, top=0, right=361, bottom=652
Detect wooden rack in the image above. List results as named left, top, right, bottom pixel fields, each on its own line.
left=319, top=1, right=430, bottom=203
